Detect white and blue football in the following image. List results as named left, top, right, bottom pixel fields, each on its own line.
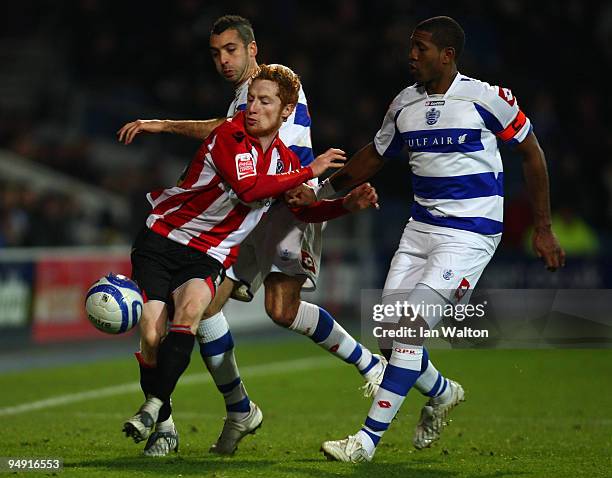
left=85, top=273, right=143, bottom=334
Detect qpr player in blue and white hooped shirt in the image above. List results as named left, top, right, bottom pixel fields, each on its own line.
left=376, top=72, right=531, bottom=238
left=369, top=71, right=536, bottom=313
left=318, top=16, right=564, bottom=463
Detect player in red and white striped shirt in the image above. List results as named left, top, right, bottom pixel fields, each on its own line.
left=123, top=64, right=379, bottom=445
left=145, top=108, right=316, bottom=269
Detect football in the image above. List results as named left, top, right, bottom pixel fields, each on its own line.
left=85, top=273, right=143, bottom=334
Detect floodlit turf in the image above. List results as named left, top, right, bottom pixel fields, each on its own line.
left=0, top=340, right=610, bottom=477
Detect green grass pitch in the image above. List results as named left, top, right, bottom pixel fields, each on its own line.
left=1, top=340, right=610, bottom=477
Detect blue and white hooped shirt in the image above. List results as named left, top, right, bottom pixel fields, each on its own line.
left=374, top=73, right=533, bottom=236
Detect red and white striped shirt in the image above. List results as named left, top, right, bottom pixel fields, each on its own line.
left=145, top=111, right=313, bottom=268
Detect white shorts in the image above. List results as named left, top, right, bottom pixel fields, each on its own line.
left=383, top=220, right=500, bottom=304
left=226, top=202, right=322, bottom=294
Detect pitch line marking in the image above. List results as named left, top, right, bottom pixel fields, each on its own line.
left=0, top=356, right=337, bottom=417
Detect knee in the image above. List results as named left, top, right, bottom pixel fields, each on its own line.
left=265, top=300, right=299, bottom=328
left=174, top=301, right=202, bottom=326
left=263, top=274, right=303, bottom=328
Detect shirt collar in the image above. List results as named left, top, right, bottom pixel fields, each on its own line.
left=417, top=71, right=463, bottom=98
left=443, top=71, right=462, bottom=98
left=234, top=80, right=249, bottom=100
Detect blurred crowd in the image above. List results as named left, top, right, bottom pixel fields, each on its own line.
left=0, top=0, right=610, bottom=256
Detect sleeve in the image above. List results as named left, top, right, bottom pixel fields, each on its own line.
left=278, top=86, right=315, bottom=166
left=474, top=85, right=533, bottom=146
left=373, top=91, right=406, bottom=159
left=290, top=198, right=348, bottom=223
left=210, top=131, right=313, bottom=204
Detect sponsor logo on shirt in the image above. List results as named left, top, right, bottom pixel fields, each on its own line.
left=425, top=100, right=445, bottom=106
left=235, top=153, right=256, bottom=180
left=402, top=128, right=484, bottom=153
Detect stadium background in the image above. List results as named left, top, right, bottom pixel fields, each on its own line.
left=0, top=2, right=611, bottom=476
left=1, top=0, right=611, bottom=350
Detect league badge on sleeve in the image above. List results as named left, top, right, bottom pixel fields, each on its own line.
left=498, top=86, right=516, bottom=106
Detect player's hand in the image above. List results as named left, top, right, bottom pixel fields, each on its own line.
left=532, top=226, right=565, bottom=271
left=285, top=184, right=316, bottom=207
left=342, top=183, right=379, bottom=212
left=309, top=148, right=346, bottom=177
left=117, top=120, right=166, bottom=145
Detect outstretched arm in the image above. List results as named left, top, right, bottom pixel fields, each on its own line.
left=215, top=147, right=346, bottom=204
left=515, top=132, right=565, bottom=271
left=289, top=183, right=378, bottom=222
left=117, top=118, right=226, bottom=144
left=285, top=143, right=385, bottom=207
left=328, top=143, right=386, bottom=192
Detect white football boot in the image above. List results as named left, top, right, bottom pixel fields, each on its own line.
left=413, top=379, right=465, bottom=449
left=122, top=398, right=162, bottom=443
left=123, top=411, right=155, bottom=443
left=209, top=401, right=263, bottom=455
left=143, top=429, right=179, bottom=457
left=360, top=354, right=388, bottom=398
left=321, top=434, right=374, bottom=463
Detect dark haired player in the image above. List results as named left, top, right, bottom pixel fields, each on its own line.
left=311, top=16, right=565, bottom=462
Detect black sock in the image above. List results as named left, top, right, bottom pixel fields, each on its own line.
left=139, top=364, right=157, bottom=398
left=157, top=400, right=172, bottom=423
left=136, top=355, right=173, bottom=422
left=154, top=331, right=195, bottom=403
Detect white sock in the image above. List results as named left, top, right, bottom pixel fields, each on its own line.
left=290, top=301, right=378, bottom=374
left=360, top=343, right=423, bottom=449
left=414, top=359, right=438, bottom=393
left=198, top=311, right=251, bottom=421
left=414, top=358, right=453, bottom=402
left=356, top=429, right=376, bottom=456
left=141, top=397, right=163, bottom=422
left=156, top=415, right=175, bottom=433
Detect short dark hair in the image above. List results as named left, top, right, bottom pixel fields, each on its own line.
left=251, top=64, right=300, bottom=106
left=415, top=16, right=465, bottom=61
left=211, top=15, right=255, bottom=46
